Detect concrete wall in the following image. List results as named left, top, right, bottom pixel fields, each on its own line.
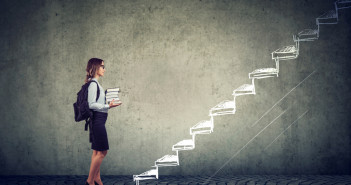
left=0, top=0, right=350, bottom=175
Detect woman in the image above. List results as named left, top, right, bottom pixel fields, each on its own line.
left=85, top=58, right=121, bottom=185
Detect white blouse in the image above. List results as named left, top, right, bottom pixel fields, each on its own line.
left=88, top=78, right=109, bottom=113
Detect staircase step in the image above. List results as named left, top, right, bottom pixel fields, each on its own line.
left=337, top=0, right=351, bottom=9
left=190, top=120, right=213, bottom=135
left=133, top=168, right=158, bottom=181
left=317, top=10, right=338, bottom=24
left=249, top=68, right=278, bottom=79
left=233, top=84, right=255, bottom=96
left=155, top=155, right=179, bottom=167
left=295, top=29, right=319, bottom=41
left=272, top=45, right=298, bottom=60
left=172, top=139, right=195, bottom=151
left=209, top=100, right=236, bottom=116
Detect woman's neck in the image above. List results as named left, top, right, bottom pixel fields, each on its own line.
left=93, top=75, right=99, bottom=80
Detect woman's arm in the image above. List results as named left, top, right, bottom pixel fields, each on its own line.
left=88, top=82, right=109, bottom=111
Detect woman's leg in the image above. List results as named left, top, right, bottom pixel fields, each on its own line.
left=87, top=150, right=97, bottom=184
left=94, top=151, right=107, bottom=185
left=94, top=168, right=102, bottom=185
left=87, top=150, right=106, bottom=185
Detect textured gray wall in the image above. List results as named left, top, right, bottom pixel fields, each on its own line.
left=0, top=0, right=350, bottom=176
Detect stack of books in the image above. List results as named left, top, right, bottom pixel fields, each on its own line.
left=105, top=87, right=121, bottom=104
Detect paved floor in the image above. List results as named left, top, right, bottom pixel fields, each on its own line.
left=0, top=175, right=350, bottom=185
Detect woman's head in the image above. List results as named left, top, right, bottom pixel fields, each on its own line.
left=85, top=58, right=105, bottom=83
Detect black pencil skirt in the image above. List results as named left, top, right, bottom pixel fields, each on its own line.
left=91, top=111, right=109, bottom=151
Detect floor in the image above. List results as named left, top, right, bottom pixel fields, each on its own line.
left=0, top=175, right=351, bottom=185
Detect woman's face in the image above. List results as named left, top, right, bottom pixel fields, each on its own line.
left=97, top=61, right=105, bottom=77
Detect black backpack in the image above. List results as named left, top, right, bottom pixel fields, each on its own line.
left=73, top=80, right=100, bottom=131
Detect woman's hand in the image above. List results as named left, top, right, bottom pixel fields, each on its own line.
left=109, top=99, right=122, bottom=109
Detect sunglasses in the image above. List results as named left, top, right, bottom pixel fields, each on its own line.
left=100, top=65, right=105, bottom=69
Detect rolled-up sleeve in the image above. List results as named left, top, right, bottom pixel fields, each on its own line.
left=88, top=82, right=109, bottom=111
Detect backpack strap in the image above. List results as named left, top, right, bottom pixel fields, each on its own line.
left=85, top=117, right=90, bottom=131
left=89, top=80, right=100, bottom=101
left=85, top=117, right=94, bottom=143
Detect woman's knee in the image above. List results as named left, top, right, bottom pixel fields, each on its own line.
left=93, top=150, right=98, bottom=156
left=96, top=151, right=107, bottom=158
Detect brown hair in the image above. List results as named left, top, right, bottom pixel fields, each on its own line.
left=85, top=58, right=104, bottom=83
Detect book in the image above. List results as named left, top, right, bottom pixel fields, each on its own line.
left=105, top=87, right=121, bottom=104
left=106, top=88, right=120, bottom=92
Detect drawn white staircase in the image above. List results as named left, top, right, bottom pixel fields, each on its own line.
left=133, top=1, right=350, bottom=184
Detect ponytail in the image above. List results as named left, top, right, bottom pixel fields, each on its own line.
left=85, top=73, right=92, bottom=83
